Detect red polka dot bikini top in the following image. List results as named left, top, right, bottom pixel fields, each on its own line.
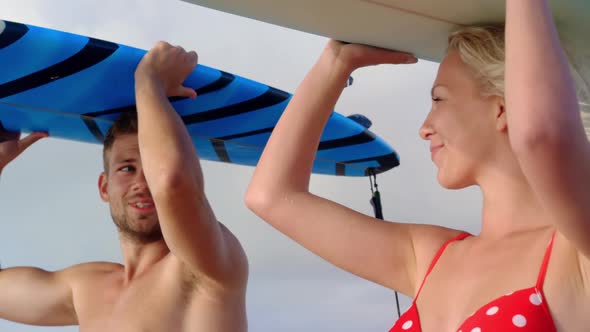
left=389, top=232, right=557, bottom=332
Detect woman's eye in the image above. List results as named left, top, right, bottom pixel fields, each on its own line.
left=431, top=96, right=442, bottom=102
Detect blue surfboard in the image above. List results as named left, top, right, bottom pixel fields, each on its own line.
left=0, top=20, right=399, bottom=176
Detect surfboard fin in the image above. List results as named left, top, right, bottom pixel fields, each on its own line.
left=347, top=114, right=372, bottom=129
left=344, top=76, right=354, bottom=88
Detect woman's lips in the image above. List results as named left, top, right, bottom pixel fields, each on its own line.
left=430, top=145, right=444, bottom=160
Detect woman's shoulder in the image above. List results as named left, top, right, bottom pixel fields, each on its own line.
left=406, top=224, right=467, bottom=291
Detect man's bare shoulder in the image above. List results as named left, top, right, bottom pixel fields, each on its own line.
left=209, top=221, right=248, bottom=285
left=218, top=221, right=247, bottom=259
left=66, top=262, right=122, bottom=272
left=215, top=221, right=248, bottom=287
left=61, top=262, right=122, bottom=283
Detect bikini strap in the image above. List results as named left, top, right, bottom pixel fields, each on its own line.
left=414, top=232, right=471, bottom=300
left=536, top=230, right=557, bottom=289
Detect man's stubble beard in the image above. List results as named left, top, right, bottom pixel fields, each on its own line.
left=111, top=209, right=163, bottom=244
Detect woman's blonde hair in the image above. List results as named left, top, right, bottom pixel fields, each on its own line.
left=447, top=26, right=506, bottom=98
left=448, top=25, right=590, bottom=136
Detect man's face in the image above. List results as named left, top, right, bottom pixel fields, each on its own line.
left=99, top=134, right=162, bottom=243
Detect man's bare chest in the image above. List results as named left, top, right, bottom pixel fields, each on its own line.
left=74, top=272, right=191, bottom=332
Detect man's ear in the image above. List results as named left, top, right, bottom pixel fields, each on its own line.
left=98, top=172, right=109, bottom=202
left=496, top=97, right=508, bottom=132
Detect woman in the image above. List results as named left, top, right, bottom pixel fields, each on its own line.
left=245, top=0, right=590, bottom=331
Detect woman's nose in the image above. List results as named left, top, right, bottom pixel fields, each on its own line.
left=419, top=118, right=434, bottom=140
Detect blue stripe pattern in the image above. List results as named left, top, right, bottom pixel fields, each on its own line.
left=0, top=20, right=400, bottom=176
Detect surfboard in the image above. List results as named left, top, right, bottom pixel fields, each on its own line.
left=0, top=19, right=399, bottom=177
left=181, top=0, right=590, bottom=113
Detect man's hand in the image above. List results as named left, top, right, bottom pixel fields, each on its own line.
left=135, top=41, right=198, bottom=99
left=0, top=124, right=47, bottom=172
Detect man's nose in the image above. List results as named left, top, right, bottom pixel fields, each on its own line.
left=131, top=170, right=149, bottom=193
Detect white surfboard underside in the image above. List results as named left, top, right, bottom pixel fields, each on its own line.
left=182, top=0, right=590, bottom=111
left=180, top=1, right=586, bottom=60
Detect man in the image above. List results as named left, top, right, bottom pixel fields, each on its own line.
left=0, top=42, right=248, bottom=331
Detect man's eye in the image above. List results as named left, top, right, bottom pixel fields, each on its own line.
left=119, top=166, right=135, bottom=172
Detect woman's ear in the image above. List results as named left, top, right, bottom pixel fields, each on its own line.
left=98, top=172, right=109, bottom=202
left=496, top=98, right=508, bottom=132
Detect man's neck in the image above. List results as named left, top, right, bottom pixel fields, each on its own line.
left=119, top=237, right=170, bottom=283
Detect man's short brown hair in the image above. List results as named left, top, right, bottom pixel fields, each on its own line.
left=102, top=112, right=138, bottom=172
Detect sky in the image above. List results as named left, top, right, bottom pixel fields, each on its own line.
left=0, top=0, right=484, bottom=331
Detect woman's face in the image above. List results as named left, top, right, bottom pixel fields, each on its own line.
left=420, top=50, right=505, bottom=189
